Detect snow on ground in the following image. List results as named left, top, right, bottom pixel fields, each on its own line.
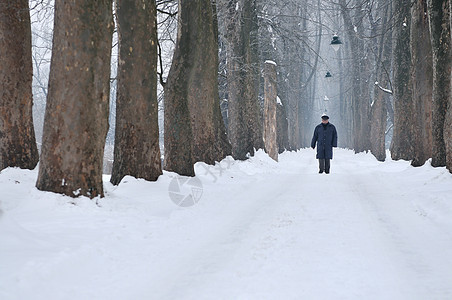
left=1, top=148, right=452, bottom=300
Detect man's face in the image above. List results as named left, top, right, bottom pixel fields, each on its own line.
left=321, top=118, right=329, bottom=124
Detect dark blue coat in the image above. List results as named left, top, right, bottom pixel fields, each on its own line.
left=311, top=122, right=337, bottom=159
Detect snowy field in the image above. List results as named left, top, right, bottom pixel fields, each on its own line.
left=1, top=148, right=452, bottom=300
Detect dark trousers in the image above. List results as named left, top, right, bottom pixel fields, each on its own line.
left=319, top=159, right=330, bottom=172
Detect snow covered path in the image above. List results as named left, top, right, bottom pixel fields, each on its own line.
left=1, top=149, right=452, bottom=299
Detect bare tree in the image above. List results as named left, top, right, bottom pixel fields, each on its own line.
left=0, top=0, right=39, bottom=171
left=36, top=0, right=113, bottom=198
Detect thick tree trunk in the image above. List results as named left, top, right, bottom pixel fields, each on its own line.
left=448, top=0, right=452, bottom=173
left=0, top=1, right=39, bottom=171
left=36, top=0, right=113, bottom=198
left=185, top=0, right=231, bottom=164
left=163, top=1, right=194, bottom=176
left=164, top=0, right=231, bottom=175
left=428, top=0, right=451, bottom=167
left=224, top=0, right=264, bottom=160
left=263, top=61, right=278, bottom=161
left=391, top=0, right=414, bottom=160
left=110, top=0, right=162, bottom=185
left=411, top=0, right=433, bottom=167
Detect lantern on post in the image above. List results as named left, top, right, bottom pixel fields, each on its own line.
left=330, top=34, right=342, bottom=51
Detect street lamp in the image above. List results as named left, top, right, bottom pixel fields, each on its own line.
left=330, top=34, right=342, bottom=51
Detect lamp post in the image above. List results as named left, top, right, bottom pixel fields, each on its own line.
left=330, top=34, right=342, bottom=52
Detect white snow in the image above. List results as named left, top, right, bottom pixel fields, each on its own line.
left=1, top=149, right=452, bottom=299
left=265, top=60, right=277, bottom=66
left=375, top=81, right=393, bottom=95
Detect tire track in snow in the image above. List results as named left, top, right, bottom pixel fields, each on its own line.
left=335, top=157, right=452, bottom=299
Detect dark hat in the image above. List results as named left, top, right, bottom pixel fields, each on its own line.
left=321, top=113, right=329, bottom=120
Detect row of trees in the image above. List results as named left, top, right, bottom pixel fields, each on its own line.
left=1, top=0, right=451, bottom=199
left=318, top=0, right=451, bottom=171
left=0, top=0, right=270, bottom=198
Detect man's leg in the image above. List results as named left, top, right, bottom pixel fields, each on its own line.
left=325, top=159, right=330, bottom=174
left=318, top=159, right=325, bottom=173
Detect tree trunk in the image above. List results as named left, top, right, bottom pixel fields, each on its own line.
left=163, top=1, right=194, bottom=176
left=185, top=0, right=231, bottom=164
left=164, top=0, right=231, bottom=175
left=276, top=101, right=289, bottom=154
left=36, top=0, right=113, bottom=198
left=448, top=0, right=452, bottom=173
left=443, top=0, right=452, bottom=173
left=223, top=0, right=264, bottom=160
left=428, top=0, right=451, bottom=167
left=110, top=0, right=162, bottom=185
left=370, top=88, right=388, bottom=161
left=339, top=0, right=371, bottom=153
left=287, top=68, right=301, bottom=150
left=211, top=0, right=233, bottom=162
left=263, top=61, right=278, bottom=161
left=390, top=0, right=414, bottom=160
left=411, top=0, right=433, bottom=167
left=370, top=2, right=391, bottom=162
left=0, top=0, right=39, bottom=171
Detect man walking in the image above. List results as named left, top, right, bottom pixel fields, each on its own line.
left=311, top=113, right=337, bottom=174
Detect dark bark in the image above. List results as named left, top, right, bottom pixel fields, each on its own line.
left=428, top=0, right=450, bottom=167
left=276, top=102, right=289, bottom=154
left=411, top=0, right=433, bottom=167
left=185, top=0, right=231, bottom=164
left=163, top=0, right=194, bottom=176
left=164, top=0, right=231, bottom=175
left=223, top=0, right=264, bottom=160
left=443, top=1, right=452, bottom=173
left=110, top=0, right=162, bottom=185
left=390, top=0, right=415, bottom=160
left=0, top=1, right=39, bottom=171
left=36, top=0, right=113, bottom=198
